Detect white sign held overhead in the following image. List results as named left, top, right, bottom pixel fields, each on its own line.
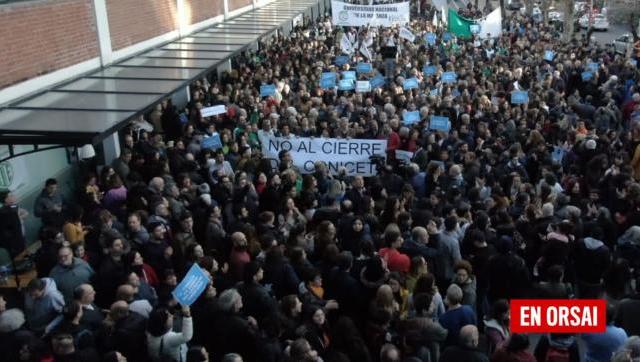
left=261, top=137, right=387, bottom=176
left=331, top=0, right=410, bottom=27
left=200, top=105, right=226, bottom=117
left=399, top=27, right=416, bottom=42
left=340, top=33, right=354, bottom=54
left=479, top=8, right=502, bottom=39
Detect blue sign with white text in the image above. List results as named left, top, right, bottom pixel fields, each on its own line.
left=443, top=32, right=453, bottom=42
left=370, top=75, right=386, bottom=89
left=441, top=72, right=457, bottom=84
left=172, top=264, right=210, bottom=306
left=511, top=91, right=529, bottom=104
left=403, top=77, right=419, bottom=90
left=423, top=65, right=437, bottom=76
left=335, top=55, right=349, bottom=66
left=260, top=84, right=276, bottom=97
left=356, top=63, right=373, bottom=74
left=429, top=88, right=439, bottom=97
left=544, top=50, right=555, bottom=61
left=430, top=115, right=451, bottom=132
left=425, top=33, right=437, bottom=45
left=403, top=111, right=420, bottom=125
left=587, top=62, right=599, bottom=72
left=581, top=71, right=594, bottom=81
left=201, top=133, right=223, bottom=150
left=320, top=78, right=336, bottom=89
left=338, top=79, right=355, bottom=91
left=342, top=71, right=357, bottom=81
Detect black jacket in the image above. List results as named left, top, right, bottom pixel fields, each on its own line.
left=0, top=205, right=25, bottom=257
left=440, top=345, right=489, bottom=362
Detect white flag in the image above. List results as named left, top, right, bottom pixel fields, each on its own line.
left=432, top=11, right=438, bottom=27
left=442, top=6, right=447, bottom=25
left=340, top=33, right=353, bottom=54
left=399, top=27, right=416, bottom=42
left=360, top=43, right=373, bottom=61
left=479, top=8, right=502, bottom=39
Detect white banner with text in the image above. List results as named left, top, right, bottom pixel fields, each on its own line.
left=331, top=0, right=410, bottom=27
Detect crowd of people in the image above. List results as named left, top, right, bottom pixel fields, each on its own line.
left=1, top=1, right=640, bottom=362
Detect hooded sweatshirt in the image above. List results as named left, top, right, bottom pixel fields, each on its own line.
left=574, top=237, right=610, bottom=284
left=24, top=278, right=65, bottom=333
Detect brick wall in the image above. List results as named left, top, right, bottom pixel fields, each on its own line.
left=106, top=0, right=178, bottom=51
left=229, top=0, right=252, bottom=12
left=0, top=0, right=99, bottom=90
left=186, top=0, right=224, bottom=25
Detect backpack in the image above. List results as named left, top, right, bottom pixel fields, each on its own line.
left=545, top=346, right=570, bottom=362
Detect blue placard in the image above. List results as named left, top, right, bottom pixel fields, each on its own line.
left=631, top=59, right=638, bottom=67
left=581, top=71, right=593, bottom=81
left=423, top=65, right=437, bottom=76
left=587, top=62, right=599, bottom=72
left=430, top=115, right=451, bottom=132
left=321, top=72, right=337, bottom=81
left=179, top=113, right=188, bottom=124
left=338, top=79, right=355, bottom=91
left=320, top=78, right=336, bottom=89
left=429, top=88, right=439, bottom=97
left=335, top=55, right=349, bottom=66
left=370, top=75, right=386, bottom=89
left=403, top=111, right=421, bottom=125
left=441, top=72, right=457, bottom=84
left=172, top=264, right=210, bottom=306
left=443, top=32, right=453, bottom=42
left=552, top=146, right=566, bottom=163
left=342, top=71, right=357, bottom=81
left=544, top=50, right=555, bottom=61
left=356, top=62, right=372, bottom=74
left=425, top=33, right=437, bottom=45
left=202, top=133, right=223, bottom=150
left=452, top=89, right=461, bottom=98
left=260, top=84, right=276, bottom=97
left=511, top=91, right=529, bottom=104
left=470, top=24, right=481, bottom=34
left=403, top=77, right=419, bottom=90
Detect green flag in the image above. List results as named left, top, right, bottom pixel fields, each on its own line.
left=448, top=9, right=474, bottom=38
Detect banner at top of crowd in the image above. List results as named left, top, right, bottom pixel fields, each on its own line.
left=331, top=0, right=410, bottom=27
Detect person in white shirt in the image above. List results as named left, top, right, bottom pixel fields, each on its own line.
left=147, top=305, right=193, bottom=362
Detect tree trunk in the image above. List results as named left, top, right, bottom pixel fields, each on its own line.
left=562, top=0, right=575, bottom=41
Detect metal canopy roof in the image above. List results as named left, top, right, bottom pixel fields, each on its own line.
left=0, top=0, right=320, bottom=147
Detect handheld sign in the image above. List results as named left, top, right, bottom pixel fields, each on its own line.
left=423, top=65, right=437, bottom=76
left=470, top=24, right=481, bottom=34
left=403, top=77, right=419, bottom=90
left=202, top=133, right=223, bottom=150
left=200, top=105, right=226, bottom=118
left=441, top=72, right=457, bottom=84
left=338, top=79, right=355, bottom=91
left=581, top=71, right=593, bottom=81
left=425, top=33, right=437, bottom=46
left=356, top=80, right=371, bottom=93
left=429, top=115, right=451, bottom=132
left=172, top=264, right=210, bottom=306
left=442, top=32, right=453, bottom=42
left=403, top=111, right=420, bottom=125
left=429, top=88, right=439, bottom=97
left=370, top=75, right=386, bottom=89
left=544, top=50, right=555, bottom=61
left=320, top=78, right=336, bottom=89
left=587, top=62, right=599, bottom=72
left=631, top=59, right=638, bottom=67
left=452, top=89, right=461, bottom=98
left=342, top=71, right=357, bottom=81
left=260, top=84, right=276, bottom=97
left=335, top=55, right=349, bottom=66
left=396, top=150, right=414, bottom=164
left=356, top=62, right=373, bottom=74
left=322, top=72, right=337, bottom=81
left=399, top=27, right=416, bottom=42
left=511, top=91, right=529, bottom=104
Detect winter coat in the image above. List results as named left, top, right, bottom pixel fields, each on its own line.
left=573, top=237, right=610, bottom=284
left=24, top=278, right=65, bottom=333
left=49, top=258, right=95, bottom=302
